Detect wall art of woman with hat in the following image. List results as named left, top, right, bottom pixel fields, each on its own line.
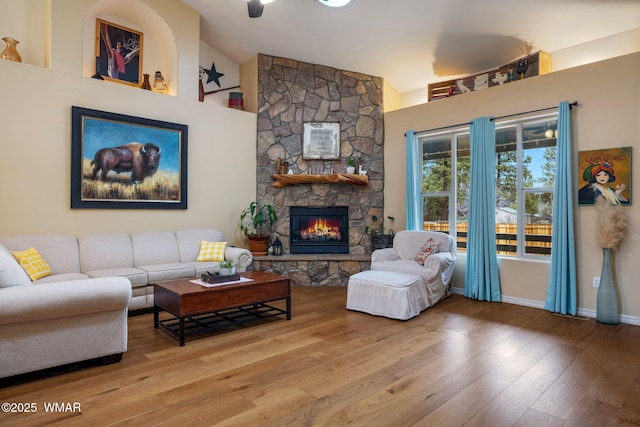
left=578, top=161, right=629, bottom=205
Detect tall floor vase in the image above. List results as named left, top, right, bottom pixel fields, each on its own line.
left=596, top=247, right=619, bottom=325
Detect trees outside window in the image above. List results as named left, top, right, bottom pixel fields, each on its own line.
left=419, top=115, right=557, bottom=258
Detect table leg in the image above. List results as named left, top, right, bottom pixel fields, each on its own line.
left=179, top=317, right=185, bottom=346
left=154, top=306, right=159, bottom=329
left=286, top=296, right=291, bottom=320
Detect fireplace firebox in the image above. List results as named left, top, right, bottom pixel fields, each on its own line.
left=289, top=206, right=349, bottom=254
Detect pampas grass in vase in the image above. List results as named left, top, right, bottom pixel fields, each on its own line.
left=595, top=196, right=628, bottom=250
left=594, top=196, right=628, bottom=324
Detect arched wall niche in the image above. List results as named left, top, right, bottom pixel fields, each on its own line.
left=82, top=0, right=178, bottom=95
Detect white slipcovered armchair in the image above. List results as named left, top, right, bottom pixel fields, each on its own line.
left=371, top=230, right=457, bottom=307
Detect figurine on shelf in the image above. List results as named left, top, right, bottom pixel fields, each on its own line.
left=359, top=165, right=367, bottom=175
left=152, top=71, right=168, bottom=94
left=517, top=41, right=534, bottom=79
left=141, top=73, right=151, bottom=90
left=517, top=57, right=529, bottom=79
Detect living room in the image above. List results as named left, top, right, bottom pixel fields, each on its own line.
left=1, top=0, right=639, bottom=424
left=1, top=0, right=638, bottom=320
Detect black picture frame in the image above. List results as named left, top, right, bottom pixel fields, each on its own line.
left=71, top=106, right=188, bottom=209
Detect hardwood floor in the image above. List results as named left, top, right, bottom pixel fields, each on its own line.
left=1, top=286, right=639, bottom=426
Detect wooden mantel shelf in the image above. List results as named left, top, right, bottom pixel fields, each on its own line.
left=270, top=173, right=368, bottom=188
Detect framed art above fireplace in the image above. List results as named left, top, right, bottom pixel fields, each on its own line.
left=303, top=122, right=340, bottom=159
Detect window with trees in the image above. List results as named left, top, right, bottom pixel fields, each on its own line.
left=420, top=114, right=557, bottom=258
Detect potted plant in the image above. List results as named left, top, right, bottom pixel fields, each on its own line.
left=240, top=201, right=278, bottom=255
left=346, top=157, right=356, bottom=174
left=218, top=259, right=236, bottom=276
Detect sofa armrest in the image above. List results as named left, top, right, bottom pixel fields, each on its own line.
left=225, top=246, right=253, bottom=272
left=371, top=248, right=399, bottom=265
left=0, top=277, right=132, bottom=326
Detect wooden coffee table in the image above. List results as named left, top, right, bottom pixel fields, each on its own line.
left=154, top=271, right=291, bottom=346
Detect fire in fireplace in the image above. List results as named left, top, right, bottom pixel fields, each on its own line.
left=290, top=206, right=349, bottom=254
left=300, top=218, right=341, bottom=241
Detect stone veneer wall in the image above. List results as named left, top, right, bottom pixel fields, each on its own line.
left=252, top=55, right=385, bottom=286
left=255, top=54, right=385, bottom=258
left=252, top=254, right=371, bottom=287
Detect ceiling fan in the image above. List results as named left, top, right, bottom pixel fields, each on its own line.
left=246, top=0, right=272, bottom=18
left=247, top=0, right=352, bottom=18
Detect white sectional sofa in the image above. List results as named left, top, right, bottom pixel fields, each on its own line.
left=0, top=228, right=253, bottom=311
left=0, top=228, right=252, bottom=378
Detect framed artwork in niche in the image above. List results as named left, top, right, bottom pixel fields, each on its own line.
left=95, top=18, right=143, bottom=86
left=303, top=122, right=340, bottom=159
left=71, top=106, right=188, bottom=210
left=577, top=146, right=631, bottom=205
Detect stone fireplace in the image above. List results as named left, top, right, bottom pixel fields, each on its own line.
left=251, top=54, right=384, bottom=286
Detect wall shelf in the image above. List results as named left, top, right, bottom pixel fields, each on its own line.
left=428, top=51, right=552, bottom=101
left=270, top=173, right=368, bottom=188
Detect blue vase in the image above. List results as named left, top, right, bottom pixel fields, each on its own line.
left=596, top=248, right=619, bottom=325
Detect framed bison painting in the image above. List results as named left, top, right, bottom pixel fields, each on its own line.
left=71, top=106, right=188, bottom=209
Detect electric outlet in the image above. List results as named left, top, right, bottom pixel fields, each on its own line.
left=593, top=277, right=600, bottom=288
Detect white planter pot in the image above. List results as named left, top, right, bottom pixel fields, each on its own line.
left=219, top=266, right=236, bottom=276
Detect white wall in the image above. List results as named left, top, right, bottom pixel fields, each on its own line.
left=199, top=41, right=241, bottom=108
left=0, top=0, right=257, bottom=247
left=385, top=53, right=640, bottom=322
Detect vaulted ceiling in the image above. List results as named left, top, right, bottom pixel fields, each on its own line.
left=182, top=0, right=640, bottom=94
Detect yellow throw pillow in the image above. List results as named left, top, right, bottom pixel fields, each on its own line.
left=196, top=241, right=227, bottom=262
left=10, top=247, right=52, bottom=281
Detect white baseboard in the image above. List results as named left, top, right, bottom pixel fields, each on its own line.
left=451, top=286, right=640, bottom=326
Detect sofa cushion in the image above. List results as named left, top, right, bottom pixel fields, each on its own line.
left=34, top=272, right=90, bottom=283
left=131, top=231, right=180, bottom=266
left=0, top=244, right=31, bottom=287
left=196, top=241, right=227, bottom=262
left=137, top=263, right=195, bottom=283
left=10, top=247, right=52, bottom=281
left=0, top=234, right=81, bottom=274
left=85, top=267, right=147, bottom=285
left=175, top=229, right=225, bottom=262
left=79, top=233, right=134, bottom=273
left=182, top=261, right=222, bottom=277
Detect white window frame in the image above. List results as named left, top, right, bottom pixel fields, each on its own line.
left=419, top=112, right=557, bottom=259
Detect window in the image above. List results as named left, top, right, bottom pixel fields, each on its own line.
left=420, top=114, right=557, bottom=258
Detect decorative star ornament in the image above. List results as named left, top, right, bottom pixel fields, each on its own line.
left=203, top=62, right=225, bottom=87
